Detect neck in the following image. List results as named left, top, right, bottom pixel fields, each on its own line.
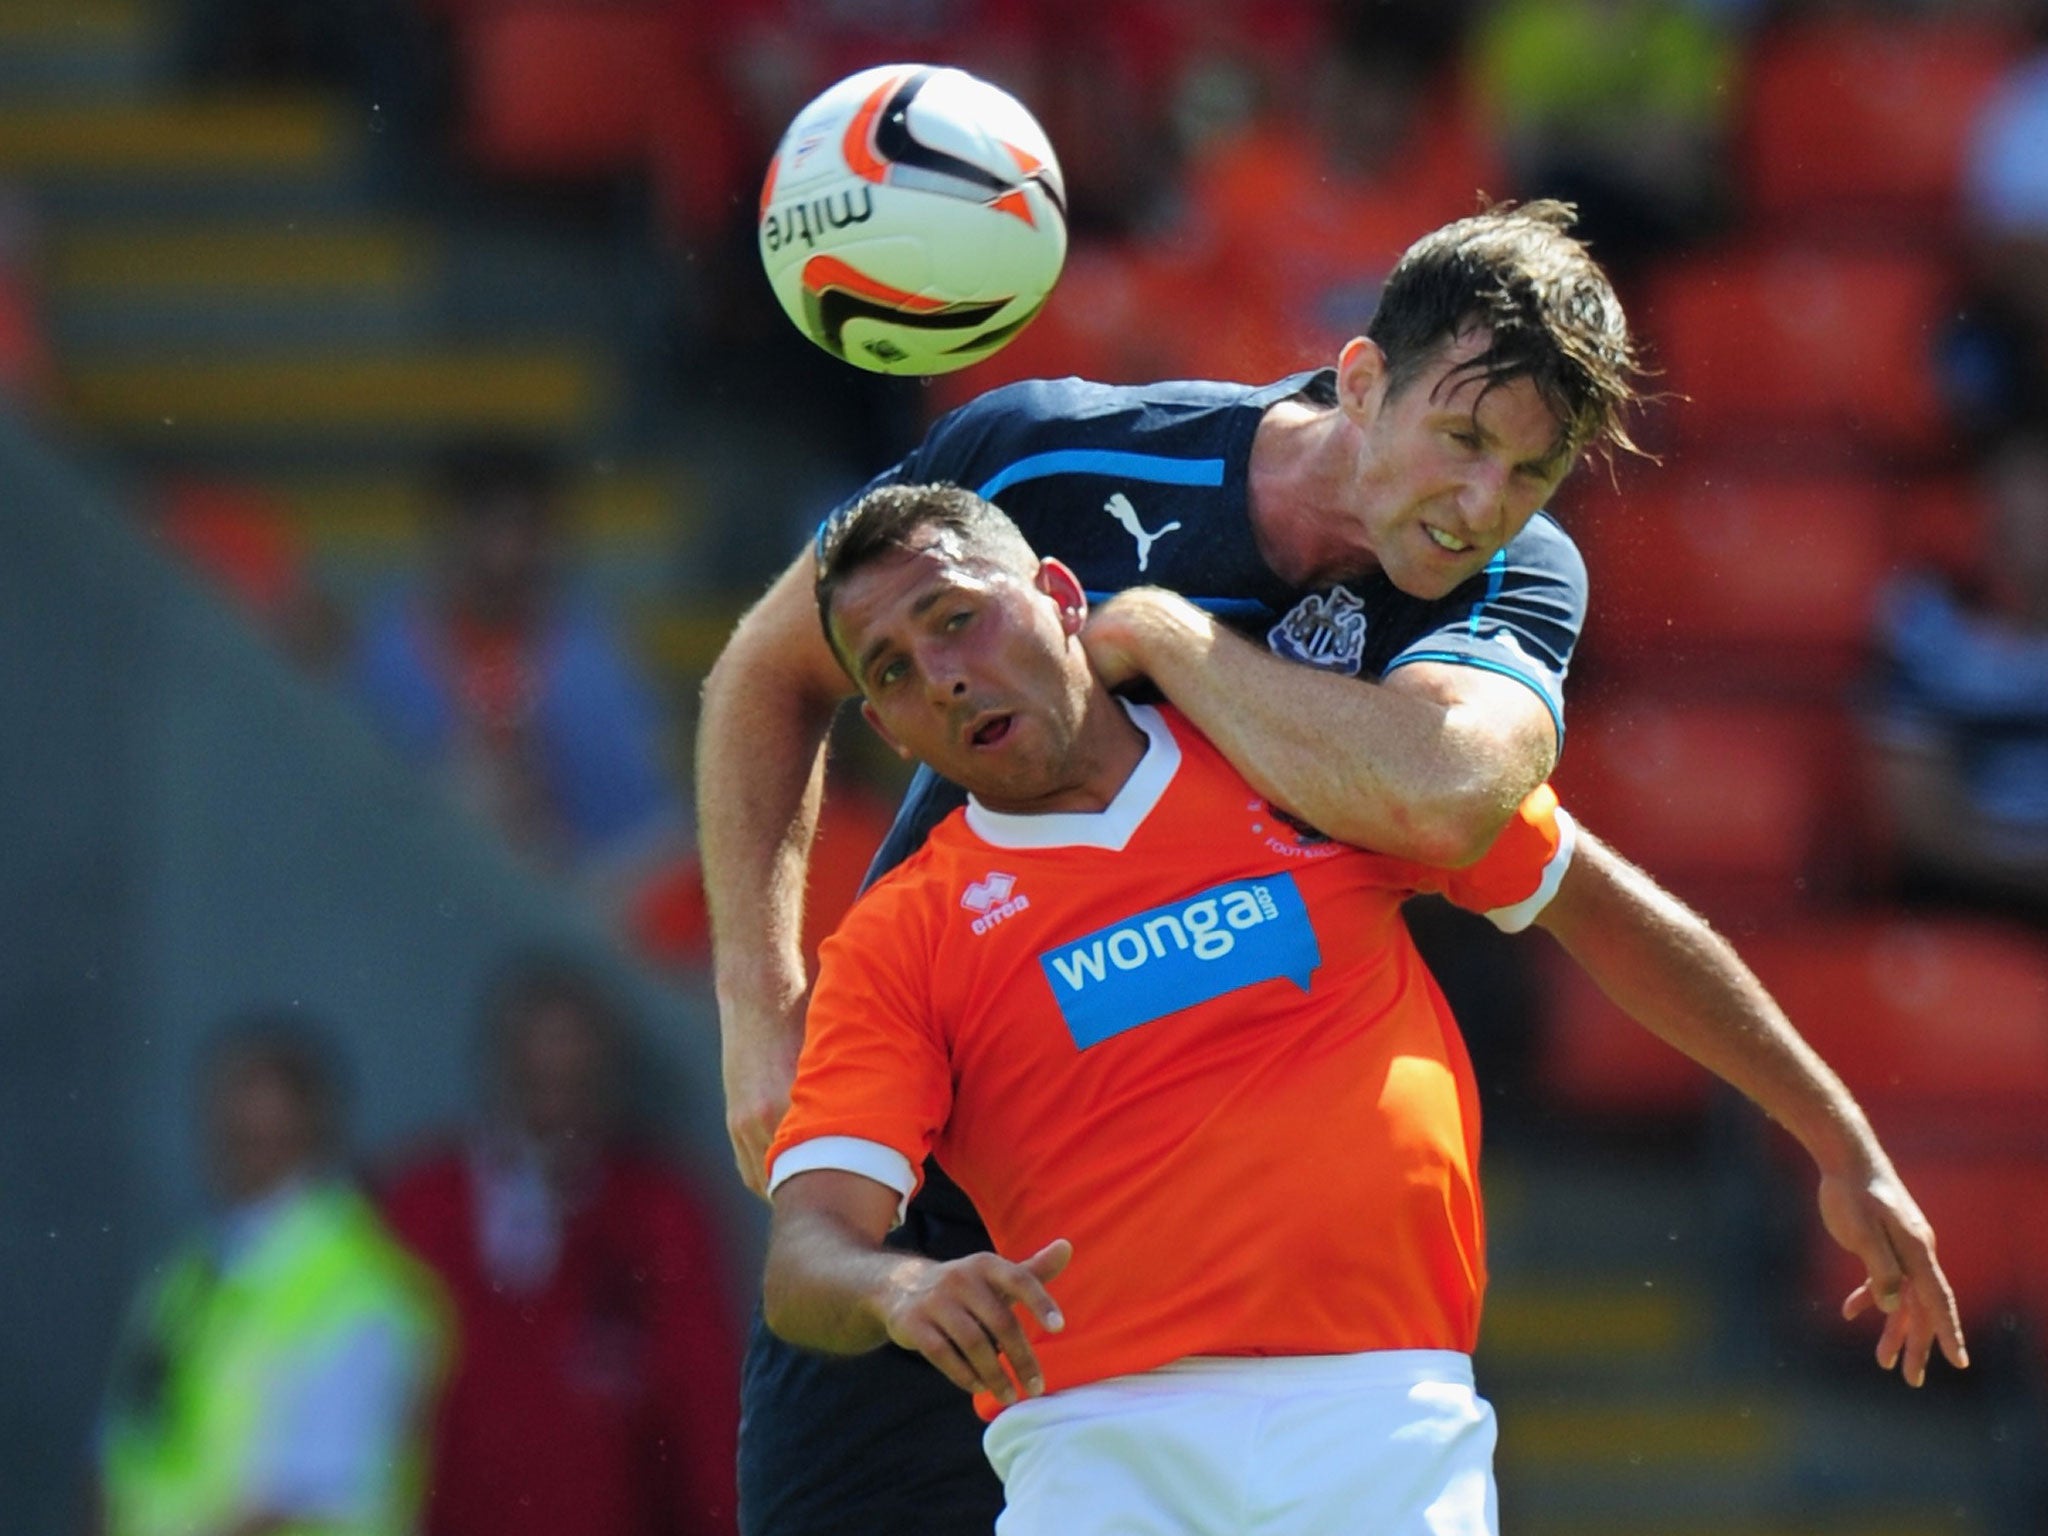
left=1248, top=398, right=1377, bottom=588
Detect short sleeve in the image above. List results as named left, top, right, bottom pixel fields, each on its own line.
left=765, top=876, right=954, bottom=1211
left=1381, top=514, right=1587, bottom=747
left=1425, top=784, right=1578, bottom=932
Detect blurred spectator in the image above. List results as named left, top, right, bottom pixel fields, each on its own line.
left=1944, top=25, right=2048, bottom=444
left=1473, top=0, right=1736, bottom=273
left=96, top=1020, right=446, bottom=1536
left=1162, top=16, right=1501, bottom=380
left=1867, top=431, right=2048, bottom=912
left=157, top=481, right=351, bottom=679
left=380, top=956, right=739, bottom=1536
left=349, top=443, right=687, bottom=904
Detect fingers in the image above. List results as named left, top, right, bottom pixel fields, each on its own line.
left=1896, top=1226, right=1970, bottom=1383
left=1840, top=1195, right=1972, bottom=1388
left=889, top=1247, right=1072, bottom=1405
left=898, top=1290, right=1039, bottom=1404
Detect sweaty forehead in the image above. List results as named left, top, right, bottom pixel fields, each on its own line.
left=829, top=539, right=999, bottom=658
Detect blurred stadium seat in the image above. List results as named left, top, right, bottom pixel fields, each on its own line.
left=1740, top=18, right=2020, bottom=231
left=1644, top=243, right=1957, bottom=458
left=1743, top=915, right=2048, bottom=1123
left=461, top=3, right=683, bottom=179
left=1551, top=697, right=1855, bottom=912
left=1575, top=468, right=1896, bottom=689
left=1532, top=943, right=1717, bottom=1122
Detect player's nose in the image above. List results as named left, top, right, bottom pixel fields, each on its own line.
left=1455, top=463, right=1511, bottom=531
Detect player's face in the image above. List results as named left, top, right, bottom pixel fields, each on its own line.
left=1341, top=330, right=1575, bottom=600
left=831, top=533, right=1097, bottom=812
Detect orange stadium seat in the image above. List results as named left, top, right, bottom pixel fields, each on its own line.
left=1532, top=944, right=1717, bottom=1121
left=1760, top=916, right=2048, bottom=1354
left=1887, top=474, right=1992, bottom=591
left=463, top=4, right=684, bottom=179
left=1742, top=916, right=2048, bottom=1120
left=1644, top=244, right=1958, bottom=458
left=1551, top=698, right=1852, bottom=914
left=1740, top=20, right=2020, bottom=230
left=1576, top=468, right=1897, bottom=687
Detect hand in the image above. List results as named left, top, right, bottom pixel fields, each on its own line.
left=1818, top=1168, right=1968, bottom=1387
left=1081, top=587, right=1205, bottom=692
left=880, top=1239, right=1073, bottom=1405
left=720, top=1007, right=804, bottom=1199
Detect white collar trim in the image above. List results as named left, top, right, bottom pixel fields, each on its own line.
left=964, top=701, right=1180, bottom=852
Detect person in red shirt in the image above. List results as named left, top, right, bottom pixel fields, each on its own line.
left=763, top=482, right=1966, bottom=1534
left=381, top=957, right=740, bottom=1536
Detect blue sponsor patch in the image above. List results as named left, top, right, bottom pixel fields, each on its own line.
left=1037, top=874, right=1322, bottom=1050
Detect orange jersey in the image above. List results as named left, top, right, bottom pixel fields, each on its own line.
left=768, top=704, right=1573, bottom=1415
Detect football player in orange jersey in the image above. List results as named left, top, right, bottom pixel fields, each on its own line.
left=759, top=484, right=1965, bottom=1536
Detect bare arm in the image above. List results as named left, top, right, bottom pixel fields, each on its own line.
left=1082, top=588, right=1555, bottom=866
left=764, top=1169, right=1070, bottom=1406
left=1534, top=827, right=1969, bottom=1386
left=695, top=551, right=858, bottom=1194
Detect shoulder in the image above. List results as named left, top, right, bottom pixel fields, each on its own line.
left=1502, top=510, right=1586, bottom=587
left=916, top=374, right=1315, bottom=485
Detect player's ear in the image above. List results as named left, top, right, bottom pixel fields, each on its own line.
left=1336, top=336, right=1388, bottom=420
left=859, top=700, right=916, bottom=762
left=1035, top=557, right=1088, bottom=636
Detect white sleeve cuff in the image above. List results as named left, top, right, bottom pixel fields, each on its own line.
left=1485, top=806, right=1577, bottom=933
left=767, top=1137, right=918, bottom=1227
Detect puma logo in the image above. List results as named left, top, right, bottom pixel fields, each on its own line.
left=1104, top=493, right=1182, bottom=573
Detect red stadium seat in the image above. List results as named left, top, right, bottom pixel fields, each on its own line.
left=1740, top=20, right=2020, bottom=230
left=1576, top=468, right=1897, bottom=687
left=462, top=4, right=684, bottom=180
left=1532, top=944, right=1717, bottom=1121
left=1551, top=698, right=1853, bottom=912
left=1887, top=474, right=1991, bottom=592
left=1760, top=915, right=2048, bottom=1353
left=1742, top=916, right=2048, bottom=1119
left=1644, top=244, right=1958, bottom=459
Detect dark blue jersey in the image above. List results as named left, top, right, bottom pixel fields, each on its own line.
left=748, top=373, right=1591, bottom=1536
left=826, top=372, right=1590, bottom=873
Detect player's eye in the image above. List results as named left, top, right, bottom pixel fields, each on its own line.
left=1447, top=429, right=1481, bottom=451
left=944, top=609, right=973, bottom=631
left=875, top=656, right=909, bottom=687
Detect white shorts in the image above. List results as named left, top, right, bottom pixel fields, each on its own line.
left=982, top=1349, right=1497, bottom=1536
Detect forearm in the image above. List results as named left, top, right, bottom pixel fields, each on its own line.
left=1538, top=834, right=1886, bottom=1178
left=694, top=564, right=852, bottom=1033
left=762, top=1204, right=931, bottom=1355
left=1104, top=596, right=1547, bottom=864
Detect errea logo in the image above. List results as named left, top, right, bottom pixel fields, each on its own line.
left=962, top=872, right=1030, bottom=935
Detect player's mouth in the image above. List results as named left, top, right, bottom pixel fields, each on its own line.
left=966, top=712, right=1015, bottom=749
left=1424, top=524, right=1472, bottom=554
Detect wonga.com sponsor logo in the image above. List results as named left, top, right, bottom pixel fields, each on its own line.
left=1038, top=874, right=1321, bottom=1049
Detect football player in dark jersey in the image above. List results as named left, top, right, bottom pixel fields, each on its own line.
left=700, top=201, right=1643, bottom=1536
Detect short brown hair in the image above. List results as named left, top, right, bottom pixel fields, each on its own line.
left=1368, top=200, right=1645, bottom=462
left=813, top=482, right=1037, bottom=677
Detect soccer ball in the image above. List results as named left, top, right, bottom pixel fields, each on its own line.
left=758, top=64, right=1067, bottom=375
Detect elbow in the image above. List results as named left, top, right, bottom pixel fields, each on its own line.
left=760, top=1272, right=799, bottom=1346
left=1402, top=809, right=1504, bottom=869
left=1328, top=796, right=1507, bottom=869
left=759, top=1247, right=811, bottom=1349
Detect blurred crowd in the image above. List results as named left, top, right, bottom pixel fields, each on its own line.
left=95, top=960, right=740, bottom=1536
